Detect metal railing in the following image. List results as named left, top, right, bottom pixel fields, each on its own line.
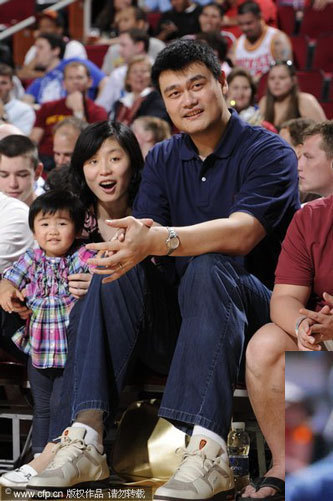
left=0, top=0, right=89, bottom=41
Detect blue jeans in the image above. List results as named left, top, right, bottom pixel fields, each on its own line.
left=54, top=254, right=271, bottom=440
left=27, top=357, right=64, bottom=452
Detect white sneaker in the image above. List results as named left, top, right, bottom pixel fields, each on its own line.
left=26, top=427, right=110, bottom=490
left=0, top=465, right=37, bottom=488
left=154, top=435, right=235, bottom=500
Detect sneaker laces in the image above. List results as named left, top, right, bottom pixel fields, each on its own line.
left=173, top=447, right=221, bottom=482
left=46, top=438, right=87, bottom=470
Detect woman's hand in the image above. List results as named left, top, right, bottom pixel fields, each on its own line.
left=68, top=273, right=93, bottom=299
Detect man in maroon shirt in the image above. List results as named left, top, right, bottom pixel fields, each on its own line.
left=30, top=61, right=107, bottom=171
left=242, top=122, right=333, bottom=500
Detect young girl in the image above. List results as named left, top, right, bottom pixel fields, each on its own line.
left=0, top=190, right=94, bottom=486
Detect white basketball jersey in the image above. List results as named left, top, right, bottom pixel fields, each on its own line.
left=235, top=26, right=278, bottom=77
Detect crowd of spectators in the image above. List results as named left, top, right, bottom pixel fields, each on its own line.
left=0, top=0, right=332, bottom=500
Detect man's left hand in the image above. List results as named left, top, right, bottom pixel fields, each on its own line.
left=299, top=304, right=333, bottom=344
left=86, top=216, right=154, bottom=284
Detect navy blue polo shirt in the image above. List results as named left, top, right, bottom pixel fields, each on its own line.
left=133, top=110, right=300, bottom=288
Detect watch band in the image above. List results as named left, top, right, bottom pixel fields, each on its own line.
left=295, top=315, right=307, bottom=336
left=166, top=227, right=179, bottom=256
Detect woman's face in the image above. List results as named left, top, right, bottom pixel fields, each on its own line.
left=268, top=65, right=294, bottom=98
left=227, top=75, right=252, bottom=111
left=127, top=61, right=151, bottom=94
left=83, top=137, right=132, bottom=208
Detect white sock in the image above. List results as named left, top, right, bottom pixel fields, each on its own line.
left=192, top=425, right=228, bottom=460
left=72, top=422, right=104, bottom=454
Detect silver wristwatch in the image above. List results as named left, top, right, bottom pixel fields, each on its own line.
left=165, top=227, right=180, bottom=256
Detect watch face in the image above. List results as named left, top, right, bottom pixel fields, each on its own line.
left=170, top=236, right=179, bottom=250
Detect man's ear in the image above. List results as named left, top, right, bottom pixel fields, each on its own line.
left=34, top=162, right=43, bottom=180
left=218, top=71, right=228, bottom=95
left=53, top=46, right=61, bottom=59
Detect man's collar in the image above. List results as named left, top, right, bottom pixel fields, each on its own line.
left=179, top=109, right=246, bottom=160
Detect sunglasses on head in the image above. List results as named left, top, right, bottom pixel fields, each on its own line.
left=270, top=59, right=295, bottom=69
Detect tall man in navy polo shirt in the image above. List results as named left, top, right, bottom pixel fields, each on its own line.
left=27, top=41, right=299, bottom=499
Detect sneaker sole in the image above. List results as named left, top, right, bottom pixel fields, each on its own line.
left=0, top=483, right=28, bottom=490
left=154, top=487, right=235, bottom=501
left=26, top=477, right=110, bottom=492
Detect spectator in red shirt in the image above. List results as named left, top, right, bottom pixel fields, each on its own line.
left=242, top=122, right=333, bottom=501
left=30, top=62, right=107, bottom=172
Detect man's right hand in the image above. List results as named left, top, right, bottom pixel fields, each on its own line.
left=65, top=91, right=85, bottom=114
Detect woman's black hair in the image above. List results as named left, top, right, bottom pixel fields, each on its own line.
left=29, top=190, right=86, bottom=234
left=151, top=39, right=221, bottom=92
left=69, top=120, right=143, bottom=209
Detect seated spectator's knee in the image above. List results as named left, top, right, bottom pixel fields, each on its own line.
left=246, top=323, right=287, bottom=373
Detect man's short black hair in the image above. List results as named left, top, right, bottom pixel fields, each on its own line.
left=151, top=39, right=221, bottom=91
left=29, top=189, right=85, bottom=234
left=0, top=135, right=39, bottom=170
left=237, top=1, right=262, bottom=17
left=37, top=33, right=66, bottom=59
left=125, top=28, right=150, bottom=53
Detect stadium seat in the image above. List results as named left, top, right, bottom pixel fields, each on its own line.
left=0, top=0, right=34, bottom=26
left=291, top=35, right=314, bottom=70
left=257, top=72, right=268, bottom=100
left=85, top=45, right=109, bottom=69
left=296, top=70, right=324, bottom=100
left=300, top=5, right=333, bottom=38
left=277, top=5, right=296, bottom=35
left=320, top=101, right=333, bottom=119
left=147, top=11, right=162, bottom=32
left=312, top=35, right=333, bottom=73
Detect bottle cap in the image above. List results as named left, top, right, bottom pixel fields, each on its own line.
left=231, top=422, right=245, bottom=430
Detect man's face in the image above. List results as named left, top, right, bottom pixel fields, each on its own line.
left=199, top=6, right=223, bottom=32
left=159, top=62, right=227, bottom=137
left=0, top=75, right=13, bottom=103
left=171, top=0, right=189, bottom=13
left=53, top=130, right=79, bottom=169
left=38, top=17, right=61, bottom=35
left=237, top=12, right=262, bottom=41
left=119, top=33, right=141, bottom=62
left=35, top=37, right=58, bottom=68
left=0, top=155, right=39, bottom=206
left=64, top=65, right=91, bottom=94
left=115, top=8, right=137, bottom=33
left=298, top=134, right=333, bottom=197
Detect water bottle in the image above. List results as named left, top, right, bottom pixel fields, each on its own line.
left=227, top=422, right=250, bottom=493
